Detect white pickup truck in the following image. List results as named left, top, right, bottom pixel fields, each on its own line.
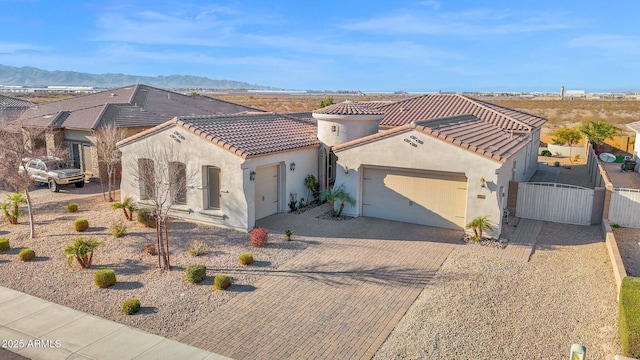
left=20, top=157, right=85, bottom=192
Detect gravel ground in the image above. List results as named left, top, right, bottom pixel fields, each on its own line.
left=0, top=183, right=308, bottom=338
left=374, top=222, right=620, bottom=359
left=613, top=227, right=640, bottom=276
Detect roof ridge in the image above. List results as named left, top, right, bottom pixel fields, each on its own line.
left=90, top=103, right=113, bottom=130
left=457, top=94, right=532, bottom=132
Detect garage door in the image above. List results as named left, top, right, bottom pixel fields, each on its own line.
left=255, top=164, right=279, bottom=220
left=362, top=167, right=467, bottom=229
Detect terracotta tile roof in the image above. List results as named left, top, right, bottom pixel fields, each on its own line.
left=313, top=101, right=385, bottom=116
left=15, top=84, right=262, bottom=130
left=334, top=115, right=530, bottom=163
left=374, top=94, right=546, bottom=132
left=118, top=113, right=320, bottom=159
left=627, top=121, right=640, bottom=133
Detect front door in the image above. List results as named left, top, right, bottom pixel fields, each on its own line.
left=254, top=164, right=279, bottom=220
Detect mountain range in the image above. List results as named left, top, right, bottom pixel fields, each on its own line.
left=0, top=64, right=269, bottom=90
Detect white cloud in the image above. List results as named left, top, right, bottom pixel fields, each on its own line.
left=0, top=42, right=44, bottom=54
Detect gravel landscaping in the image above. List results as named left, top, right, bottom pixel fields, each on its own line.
left=613, top=227, right=640, bottom=277
left=374, top=222, right=620, bottom=359
left=0, top=183, right=308, bottom=338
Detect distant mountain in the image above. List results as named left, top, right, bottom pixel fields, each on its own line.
left=0, top=64, right=270, bottom=89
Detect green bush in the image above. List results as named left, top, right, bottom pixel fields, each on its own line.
left=214, top=274, right=231, bottom=290
left=185, top=264, right=206, bottom=284
left=122, top=298, right=141, bottom=315
left=0, top=238, right=9, bottom=252
left=18, top=248, right=35, bottom=261
left=74, top=218, right=89, bottom=232
left=110, top=221, right=128, bottom=238
left=620, top=277, right=640, bottom=357
left=136, top=208, right=156, bottom=228
left=541, top=150, right=552, bottom=157
left=94, top=269, right=116, bottom=288
left=188, top=240, right=206, bottom=256
left=67, top=203, right=78, bottom=213
left=239, top=252, right=254, bottom=266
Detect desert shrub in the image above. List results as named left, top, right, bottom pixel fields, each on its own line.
left=188, top=240, right=206, bottom=256
left=250, top=228, right=268, bottom=247
left=18, top=248, right=35, bottom=261
left=553, top=161, right=560, bottom=167
left=94, top=269, right=116, bottom=288
left=620, top=277, right=640, bottom=357
left=74, top=218, right=89, bottom=232
left=0, top=238, right=9, bottom=252
left=64, top=237, right=103, bottom=268
left=541, top=150, right=552, bottom=157
left=239, top=252, right=254, bottom=265
left=284, top=229, right=294, bottom=241
left=136, top=208, right=156, bottom=228
left=144, top=244, right=157, bottom=256
left=110, top=221, right=128, bottom=238
left=67, top=203, right=78, bottom=213
left=122, top=298, right=141, bottom=315
left=185, top=264, right=206, bottom=284
left=214, top=274, right=231, bottom=290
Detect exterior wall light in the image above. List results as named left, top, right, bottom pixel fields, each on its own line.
left=250, top=171, right=256, bottom=181
left=344, top=166, right=349, bottom=174
left=480, top=177, right=486, bottom=188
left=290, top=162, right=296, bottom=171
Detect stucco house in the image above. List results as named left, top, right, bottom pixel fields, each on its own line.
left=626, top=121, right=640, bottom=166
left=13, top=84, right=260, bottom=178
left=118, top=93, right=546, bottom=235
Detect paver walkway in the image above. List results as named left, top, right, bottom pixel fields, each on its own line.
left=0, top=286, right=229, bottom=360
left=176, top=206, right=462, bottom=360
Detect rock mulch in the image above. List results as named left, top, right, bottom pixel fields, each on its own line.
left=374, top=222, right=620, bottom=359
left=461, top=234, right=508, bottom=249
left=0, top=184, right=308, bottom=338
left=315, top=210, right=354, bottom=221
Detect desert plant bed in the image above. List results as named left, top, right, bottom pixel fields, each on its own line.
left=0, top=187, right=307, bottom=338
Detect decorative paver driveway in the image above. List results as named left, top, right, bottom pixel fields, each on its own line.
left=176, top=206, right=462, bottom=360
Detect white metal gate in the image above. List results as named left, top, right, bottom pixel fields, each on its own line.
left=516, top=182, right=594, bottom=225
left=609, top=188, right=640, bottom=228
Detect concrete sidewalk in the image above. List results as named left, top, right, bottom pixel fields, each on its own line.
left=0, top=286, right=230, bottom=360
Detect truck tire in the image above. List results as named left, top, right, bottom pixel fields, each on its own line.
left=75, top=181, right=85, bottom=188
left=48, top=179, right=60, bottom=192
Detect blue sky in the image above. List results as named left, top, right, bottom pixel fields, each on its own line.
left=0, top=0, right=638, bottom=92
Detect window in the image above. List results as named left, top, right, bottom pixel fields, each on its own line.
left=207, top=167, right=221, bottom=209
left=327, top=151, right=337, bottom=186
left=169, top=162, right=187, bottom=204
left=138, top=159, right=155, bottom=200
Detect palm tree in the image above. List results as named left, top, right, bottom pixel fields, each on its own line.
left=64, top=237, right=104, bottom=268
left=110, top=197, right=135, bottom=221
left=1, top=192, right=27, bottom=224
left=465, top=216, right=493, bottom=240
left=321, top=184, right=355, bottom=216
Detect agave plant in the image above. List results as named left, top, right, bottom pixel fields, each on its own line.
left=1, top=192, right=27, bottom=224
left=64, top=237, right=104, bottom=268
left=110, top=196, right=136, bottom=221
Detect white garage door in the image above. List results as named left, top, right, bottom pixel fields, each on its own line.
left=255, top=164, right=279, bottom=220
left=362, top=167, right=467, bottom=229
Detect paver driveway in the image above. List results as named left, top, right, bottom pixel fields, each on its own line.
left=176, top=205, right=462, bottom=360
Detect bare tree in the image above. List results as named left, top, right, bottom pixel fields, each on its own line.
left=0, top=120, right=63, bottom=239
left=125, top=141, right=195, bottom=270
left=91, top=123, right=127, bottom=202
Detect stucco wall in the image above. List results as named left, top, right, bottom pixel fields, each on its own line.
left=316, top=116, right=381, bottom=147
left=120, top=125, right=319, bottom=232
left=334, top=129, right=507, bottom=237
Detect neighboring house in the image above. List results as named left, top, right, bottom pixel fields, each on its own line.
left=118, top=113, right=319, bottom=231
left=627, top=121, right=640, bottom=164
left=0, top=94, right=32, bottom=122
left=13, top=84, right=261, bottom=178
left=119, top=93, right=546, bottom=235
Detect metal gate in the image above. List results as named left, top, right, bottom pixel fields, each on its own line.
left=516, top=182, right=594, bottom=225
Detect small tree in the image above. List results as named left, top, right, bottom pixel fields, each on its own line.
left=91, top=123, right=127, bottom=202
left=578, top=121, right=619, bottom=151
left=304, top=174, right=320, bottom=205
left=465, top=216, right=493, bottom=240
left=1, top=192, right=27, bottom=224
left=64, top=237, right=104, bottom=268
left=321, top=184, right=355, bottom=217
left=552, top=126, right=582, bottom=162
left=317, top=97, right=334, bottom=109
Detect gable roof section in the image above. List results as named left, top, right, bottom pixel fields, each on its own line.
left=15, top=84, right=262, bottom=130
left=375, top=94, right=546, bottom=132
left=118, top=113, right=320, bottom=159
left=313, top=101, right=385, bottom=115
left=0, top=95, right=33, bottom=108
left=333, top=115, right=530, bottom=163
